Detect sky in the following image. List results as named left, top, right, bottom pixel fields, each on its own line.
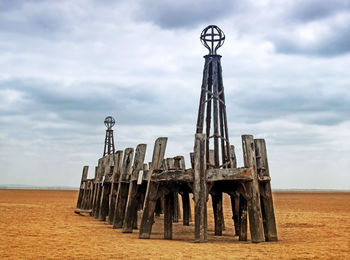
left=0, top=0, right=349, bottom=189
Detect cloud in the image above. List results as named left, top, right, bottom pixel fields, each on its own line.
left=0, top=0, right=349, bottom=189
left=134, top=0, right=241, bottom=29
left=288, top=0, right=350, bottom=22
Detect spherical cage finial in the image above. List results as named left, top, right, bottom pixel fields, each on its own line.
left=104, top=116, right=115, bottom=129
left=200, top=25, right=225, bottom=55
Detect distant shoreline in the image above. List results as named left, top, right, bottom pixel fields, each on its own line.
left=0, top=185, right=349, bottom=192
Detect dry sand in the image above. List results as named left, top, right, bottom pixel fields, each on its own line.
left=0, top=189, right=349, bottom=259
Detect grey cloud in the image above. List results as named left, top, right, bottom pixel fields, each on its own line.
left=228, top=86, right=350, bottom=126
left=273, top=22, right=350, bottom=56
left=289, top=0, right=350, bottom=22
left=134, top=0, right=240, bottom=29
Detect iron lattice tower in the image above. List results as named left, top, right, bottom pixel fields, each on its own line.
left=103, top=116, right=115, bottom=156
left=196, top=25, right=231, bottom=168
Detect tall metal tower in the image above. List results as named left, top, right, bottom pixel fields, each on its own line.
left=196, top=25, right=231, bottom=169
left=103, top=116, right=115, bottom=156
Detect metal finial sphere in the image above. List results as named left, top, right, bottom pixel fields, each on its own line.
left=104, top=116, right=115, bottom=129
left=200, top=25, right=225, bottom=55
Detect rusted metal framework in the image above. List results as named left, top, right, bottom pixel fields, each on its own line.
left=103, top=116, right=115, bottom=156
left=197, top=25, right=231, bottom=169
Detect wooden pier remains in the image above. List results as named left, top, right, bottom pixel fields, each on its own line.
left=75, top=25, right=278, bottom=244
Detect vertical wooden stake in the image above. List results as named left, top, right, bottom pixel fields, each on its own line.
left=77, top=166, right=89, bottom=209
left=238, top=194, right=248, bottom=241
left=194, top=133, right=207, bottom=242
left=242, top=135, right=265, bottom=243
left=230, top=194, right=240, bottom=236
left=123, top=144, right=147, bottom=233
left=113, top=148, right=134, bottom=229
left=182, top=192, right=190, bottom=226
left=108, top=151, right=123, bottom=224
left=139, top=137, right=167, bottom=239
left=254, top=139, right=278, bottom=242
left=164, top=192, right=174, bottom=240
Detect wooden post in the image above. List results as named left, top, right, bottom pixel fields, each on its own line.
left=230, top=145, right=237, bottom=168
left=229, top=146, right=239, bottom=236
left=113, top=148, right=134, bottom=229
left=108, top=151, right=123, bottom=224
left=98, top=155, right=114, bottom=221
left=122, top=144, right=147, bottom=233
left=139, top=137, right=167, bottom=239
left=92, top=161, right=103, bottom=217
left=230, top=194, right=240, bottom=236
left=238, top=194, right=248, bottom=241
left=77, top=166, right=89, bottom=209
left=242, top=135, right=265, bottom=243
left=182, top=192, right=190, bottom=226
left=254, top=139, right=278, bottom=242
left=164, top=192, right=174, bottom=240
left=194, top=133, right=207, bottom=242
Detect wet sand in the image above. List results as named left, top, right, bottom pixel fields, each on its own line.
left=0, top=189, right=349, bottom=259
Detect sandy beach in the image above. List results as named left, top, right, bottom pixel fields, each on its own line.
left=0, top=189, right=349, bottom=259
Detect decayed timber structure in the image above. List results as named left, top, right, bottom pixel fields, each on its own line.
left=75, top=25, right=278, bottom=243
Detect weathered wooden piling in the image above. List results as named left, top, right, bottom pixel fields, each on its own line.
left=121, top=144, right=147, bottom=232
left=242, top=135, right=265, bottom=243
left=194, top=133, right=207, bottom=242
left=255, top=139, right=278, bottom=241
left=139, top=137, right=167, bottom=239
left=77, top=166, right=89, bottom=209
left=113, top=148, right=134, bottom=229
left=108, top=150, right=123, bottom=224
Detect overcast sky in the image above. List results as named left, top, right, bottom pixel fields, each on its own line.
left=0, top=0, right=349, bottom=189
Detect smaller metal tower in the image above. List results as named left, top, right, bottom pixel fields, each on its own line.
left=103, top=116, right=115, bottom=156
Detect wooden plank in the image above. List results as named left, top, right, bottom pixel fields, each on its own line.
left=113, top=148, right=134, bottom=229
left=255, top=139, right=278, bottom=242
left=242, top=135, right=265, bottom=243
left=77, top=166, right=89, bottom=209
left=122, top=144, right=147, bottom=233
left=151, top=169, right=193, bottom=182
left=139, top=137, right=167, bottom=239
left=194, top=133, right=207, bottom=242
left=206, top=167, right=252, bottom=181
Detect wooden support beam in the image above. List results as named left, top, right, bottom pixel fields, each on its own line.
left=255, top=139, right=278, bottom=242
left=194, top=133, right=207, bottom=242
left=122, top=144, right=147, bottom=233
left=182, top=192, right=190, bottom=226
left=164, top=192, right=173, bottom=240
left=139, top=137, right=167, bottom=239
left=242, top=135, right=265, bottom=243
left=238, top=194, right=248, bottom=241
left=230, top=194, right=240, bottom=236
left=77, top=166, right=89, bottom=209
left=173, top=192, right=180, bottom=222
left=212, top=191, right=223, bottom=236
left=113, top=148, right=134, bottom=229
